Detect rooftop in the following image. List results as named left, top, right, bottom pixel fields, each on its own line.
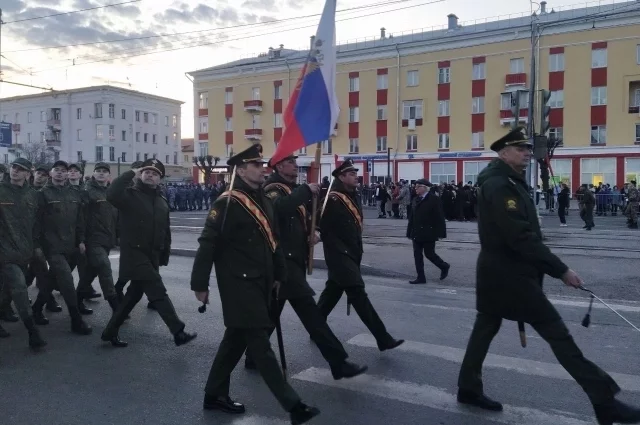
left=189, top=0, right=640, bottom=76
left=0, top=85, right=184, bottom=105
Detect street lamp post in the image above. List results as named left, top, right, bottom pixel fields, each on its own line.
left=387, top=147, right=393, bottom=185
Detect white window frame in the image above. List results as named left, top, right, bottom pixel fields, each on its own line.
left=438, top=100, right=450, bottom=117
left=377, top=74, right=388, bottom=89
left=377, top=105, right=387, bottom=120
left=224, top=91, right=233, bottom=105
left=349, top=138, right=359, bottom=153
left=274, top=113, right=282, bottom=128
left=402, top=100, right=423, bottom=119
left=95, top=124, right=105, bottom=140
left=94, top=103, right=103, bottom=118
left=172, top=115, right=177, bottom=127
left=472, top=63, right=486, bottom=80
left=251, top=87, right=260, bottom=100
left=27, top=112, right=32, bottom=123
left=549, top=127, right=564, bottom=146
left=322, top=139, right=332, bottom=154
left=299, top=146, right=307, bottom=155
left=590, top=125, right=607, bottom=144
left=199, top=92, right=209, bottom=109
left=135, top=132, right=140, bottom=142
left=225, top=117, right=232, bottom=131
left=122, top=109, right=126, bottom=119
left=510, top=58, right=525, bottom=73
left=549, top=53, right=565, bottom=72
left=108, top=103, right=115, bottom=118
left=108, top=125, right=115, bottom=140
left=349, top=107, right=359, bottom=123
left=550, top=90, right=564, bottom=108
left=438, top=67, right=450, bottom=84
left=95, top=146, right=103, bottom=162
left=633, top=89, right=640, bottom=107
left=429, top=161, right=456, bottom=184
left=472, top=132, right=484, bottom=149
left=407, top=70, right=419, bottom=87
left=472, top=97, right=485, bottom=114
left=548, top=158, right=572, bottom=188
left=274, top=85, right=281, bottom=100
left=581, top=157, right=615, bottom=186
left=77, top=108, right=82, bottom=120
left=592, top=48, right=607, bottom=68
left=199, top=141, right=208, bottom=157
left=349, top=77, right=360, bottom=92
left=135, top=111, right=140, bottom=122
left=376, top=136, right=387, bottom=152
left=591, top=87, right=607, bottom=106
left=40, top=111, right=46, bottom=121
left=121, top=130, right=126, bottom=141
left=77, top=129, right=81, bottom=141
left=406, top=134, right=418, bottom=151
left=463, top=161, right=489, bottom=184
left=199, top=117, right=208, bottom=134
left=143, top=112, right=149, bottom=123
left=109, top=146, right=115, bottom=162
left=144, top=133, right=148, bottom=143
left=438, top=133, right=450, bottom=150
left=251, top=114, right=260, bottom=129
left=636, top=124, right=640, bottom=143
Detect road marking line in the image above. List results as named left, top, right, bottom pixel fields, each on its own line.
left=108, top=254, right=120, bottom=259
left=225, top=415, right=289, bottom=425
left=170, top=225, right=203, bottom=230
left=292, top=367, right=591, bottom=425
left=346, top=334, right=640, bottom=392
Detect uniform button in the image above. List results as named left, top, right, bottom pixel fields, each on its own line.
left=344, top=250, right=348, bottom=253
left=288, top=253, right=292, bottom=256
left=243, top=273, right=247, bottom=277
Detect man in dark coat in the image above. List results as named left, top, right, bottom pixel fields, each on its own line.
left=101, top=159, right=196, bottom=348
left=406, top=178, right=450, bottom=284
left=190, top=144, right=320, bottom=425
left=456, top=127, right=640, bottom=425
left=317, top=160, right=404, bottom=352
left=243, top=154, right=367, bottom=380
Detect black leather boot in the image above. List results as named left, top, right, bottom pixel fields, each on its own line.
left=174, top=329, right=197, bottom=346
left=69, top=308, right=92, bottom=335
left=289, top=402, right=320, bottom=425
left=45, top=294, right=63, bottom=313
left=457, top=389, right=503, bottom=411
left=331, top=361, right=368, bottom=380
left=594, top=399, right=640, bottom=425
left=24, top=317, right=47, bottom=349
left=101, top=328, right=128, bottom=347
left=77, top=293, right=93, bottom=315
left=32, top=298, right=50, bottom=325
left=203, top=394, right=245, bottom=413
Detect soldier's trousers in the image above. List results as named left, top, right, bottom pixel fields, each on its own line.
left=106, top=279, right=184, bottom=335
left=77, top=246, right=116, bottom=300
left=246, top=295, right=348, bottom=367
left=0, top=264, right=33, bottom=321
left=317, top=280, right=394, bottom=346
left=1, top=259, right=50, bottom=311
left=457, top=312, right=621, bottom=404
left=37, top=254, right=79, bottom=310
left=205, top=327, right=301, bottom=411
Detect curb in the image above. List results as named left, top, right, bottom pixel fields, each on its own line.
left=115, top=247, right=411, bottom=279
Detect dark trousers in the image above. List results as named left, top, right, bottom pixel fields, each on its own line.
left=317, top=280, right=393, bottom=346
left=0, top=264, right=32, bottom=322
left=580, top=206, right=595, bottom=227
left=558, top=204, right=567, bottom=224
left=77, top=246, right=116, bottom=300
left=246, top=296, right=348, bottom=367
left=105, top=279, right=184, bottom=335
left=205, top=327, right=301, bottom=411
left=458, top=312, right=620, bottom=405
left=36, top=253, right=79, bottom=310
left=412, top=240, right=447, bottom=279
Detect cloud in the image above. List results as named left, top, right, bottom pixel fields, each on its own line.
left=286, top=0, right=305, bottom=9
left=242, top=0, right=277, bottom=11
left=31, top=0, right=61, bottom=5
left=0, top=0, right=26, bottom=14
left=111, top=4, right=142, bottom=19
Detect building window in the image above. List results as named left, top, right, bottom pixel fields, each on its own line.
left=510, top=58, right=525, bottom=73
left=225, top=91, right=233, bottom=104
left=348, top=107, right=359, bottom=123
left=376, top=136, right=387, bottom=152
left=550, top=90, right=564, bottom=108
left=273, top=113, right=282, bottom=128
left=109, top=125, right=115, bottom=140
left=632, top=89, right=640, bottom=107
left=472, top=63, right=486, bottom=80
left=174, top=152, right=178, bottom=165
left=252, top=87, right=260, bottom=100
left=472, top=132, right=484, bottom=149
left=438, top=67, right=450, bottom=84
left=152, top=134, right=157, bottom=144
left=122, top=152, right=127, bottom=162
left=94, top=103, right=103, bottom=118
left=322, top=139, right=332, bottom=154
left=464, top=161, right=489, bottom=184
left=438, top=100, right=450, bottom=117
left=349, top=77, right=359, bottom=92
left=77, top=108, right=82, bottom=119
left=377, top=74, right=388, bottom=89
left=402, top=100, right=423, bottom=119
left=165, top=154, right=169, bottom=164
left=121, top=109, right=126, bottom=119
left=135, top=111, right=140, bottom=122
left=637, top=44, right=640, bottom=65
left=40, top=132, right=45, bottom=142
left=438, top=133, right=450, bottom=149
left=299, top=146, right=307, bottom=155
left=95, top=146, right=103, bottom=161
left=135, top=132, right=140, bottom=142
left=472, top=97, right=485, bottom=114
left=27, top=133, right=31, bottom=142
left=406, top=134, right=418, bottom=151
left=251, top=114, right=260, bottom=129
left=581, top=158, right=614, bottom=185
left=172, top=115, right=177, bottom=127
left=164, top=116, right=169, bottom=126
left=40, top=111, right=46, bottom=121
left=625, top=158, right=640, bottom=183
left=549, top=53, right=565, bottom=72
left=143, top=112, right=149, bottom=123
left=592, top=48, right=607, bottom=68
left=199, top=92, right=209, bottom=109
left=96, top=125, right=105, bottom=140
left=407, top=70, right=419, bottom=87
left=348, top=138, right=359, bottom=153
left=199, top=142, right=208, bottom=157
left=184, top=155, right=189, bottom=162
left=549, top=127, right=564, bottom=146
left=274, top=85, right=281, bottom=100
left=590, top=125, right=607, bottom=144
left=136, top=152, right=140, bottom=161
left=109, top=146, right=115, bottom=161
left=225, top=145, right=233, bottom=157
left=165, top=135, right=169, bottom=144
left=501, top=91, right=529, bottom=110
left=27, top=112, right=32, bottom=123
left=430, top=162, right=456, bottom=184
left=108, top=104, right=115, bottom=118
left=636, top=124, right=640, bottom=143
left=77, top=129, right=81, bottom=141
left=144, top=153, right=148, bottom=160
left=548, top=158, right=572, bottom=188
left=173, top=132, right=177, bottom=141
left=225, top=117, right=232, bottom=131
left=152, top=114, right=157, bottom=125
left=77, top=151, right=83, bottom=162
left=377, top=105, right=387, bottom=120
left=591, top=87, right=607, bottom=106
left=199, top=118, right=208, bottom=134
left=122, top=130, right=126, bottom=141
left=144, top=133, right=148, bottom=143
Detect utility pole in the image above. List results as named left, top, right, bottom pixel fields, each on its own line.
left=526, top=16, right=539, bottom=197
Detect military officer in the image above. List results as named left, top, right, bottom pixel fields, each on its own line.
left=0, top=158, right=47, bottom=347
left=317, top=160, right=404, bottom=352
left=456, top=127, right=640, bottom=425
left=243, top=154, right=368, bottom=380
left=626, top=180, right=638, bottom=229
left=190, top=144, right=320, bottom=425
left=76, top=162, right=120, bottom=315
left=102, top=158, right=196, bottom=348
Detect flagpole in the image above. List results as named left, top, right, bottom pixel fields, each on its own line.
left=307, top=144, right=322, bottom=274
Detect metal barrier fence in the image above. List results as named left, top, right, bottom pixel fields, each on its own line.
left=538, top=192, right=628, bottom=213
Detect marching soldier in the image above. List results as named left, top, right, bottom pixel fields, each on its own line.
left=456, top=128, right=640, bottom=425
left=31, top=160, right=92, bottom=335
left=101, top=159, right=196, bottom=347
left=244, top=154, right=368, bottom=380
left=190, top=144, right=320, bottom=425
left=0, top=159, right=47, bottom=347
left=317, top=160, right=404, bottom=352
left=75, top=162, right=120, bottom=315
left=626, top=180, right=638, bottom=229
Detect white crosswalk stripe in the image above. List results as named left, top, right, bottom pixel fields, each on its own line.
left=346, top=333, right=640, bottom=393
left=225, top=415, right=289, bottom=425
left=292, top=367, right=592, bottom=425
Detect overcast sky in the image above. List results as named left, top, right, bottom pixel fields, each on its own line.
left=0, top=0, right=608, bottom=137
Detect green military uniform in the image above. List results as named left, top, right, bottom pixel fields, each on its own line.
left=626, top=181, right=638, bottom=228
left=101, top=158, right=195, bottom=348
left=317, top=160, right=403, bottom=351
left=76, top=163, right=119, bottom=311
left=578, top=185, right=596, bottom=230
left=0, top=158, right=47, bottom=347
left=31, top=160, right=92, bottom=335
left=244, top=157, right=365, bottom=380
left=457, top=128, right=635, bottom=422
left=190, top=145, right=319, bottom=423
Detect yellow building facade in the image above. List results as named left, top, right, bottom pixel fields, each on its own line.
left=189, top=2, right=640, bottom=190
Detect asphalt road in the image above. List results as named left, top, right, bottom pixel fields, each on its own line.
left=1, top=256, right=640, bottom=425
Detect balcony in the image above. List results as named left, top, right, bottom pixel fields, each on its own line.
left=243, top=100, right=263, bottom=112
left=499, top=109, right=529, bottom=126
left=244, top=129, right=263, bottom=141
left=47, top=118, right=61, bottom=130
left=7, top=144, right=23, bottom=152
left=505, top=73, right=527, bottom=87
left=629, top=81, right=640, bottom=114
left=46, top=140, right=62, bottom=149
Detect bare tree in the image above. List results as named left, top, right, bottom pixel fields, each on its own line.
left=537, top=136, right=563, bottom=192
left=19, top=143, right=56, bottom=168
left=193, top=155, right=222, bottom=184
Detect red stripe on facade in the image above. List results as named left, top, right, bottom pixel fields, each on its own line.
left=348, top=71, right=359, bottom=78
left=348, top=91, right=359, bottom=107
left=471, top=114, right=484, bottom=133
left=591, top=105, right=607, bottom=126
left=437, top=83, right=450, bottom=101
left=274, top=127, right=282, bottom=142
left=376, top=120, right=387, bottom=137
left=225, top=131, right=233, bottom=145
left=591, top=68, right=607, bottom=87
left=198, top=108, right=208, bottom=116
left=549, top=47, right=565, bottom=54
left=198, top=133, right=208, bottom=140
left=377, top=68, right=388, bottom=75
left=471, top=80, right=485, bottom=97
left=549, top=108, right=564, bottom=127
left=225, top=87, right=233, bottom=92
left=377, top=89, right=387, bottom=105
left=549, top=71, right=564, bottom=91
left=348, top=122, right=359, bottom=138
left=274, top=99, right=282, bottom=114
left=438, top=61, right=450, bottom=68
left=592, top=41, right=607, bottom=49
left=225, top=104, right=233, bottom=118
left=437, top=116, right=450, bottom=134
left=273, top=80, right=282, bottom=86
left=472, top=56, right=485, bottom=64
left=506, top=73, right=527, bottom=85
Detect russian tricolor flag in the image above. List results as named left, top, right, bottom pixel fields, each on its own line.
left=270, top=0, right=339, bottom=165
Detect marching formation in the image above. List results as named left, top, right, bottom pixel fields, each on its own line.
left=2, top=129, right=640, bottom=425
